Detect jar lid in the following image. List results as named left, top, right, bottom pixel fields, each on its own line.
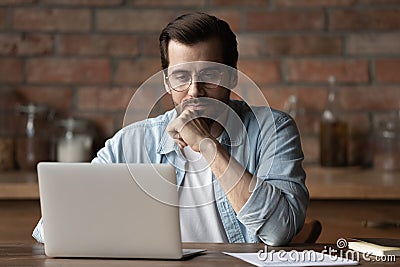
left=55, top=117, right=91, bottom=131
left=378, top=120, right=398, bottom=139
left=16, top=103, right=48, bottom=114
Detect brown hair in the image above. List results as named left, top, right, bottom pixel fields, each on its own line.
left=159, top=12, right=238, bottom=71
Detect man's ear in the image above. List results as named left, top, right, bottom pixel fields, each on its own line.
left=229, top=69, right=238, bottom=89
left=163, top=72, right=172, bottom=94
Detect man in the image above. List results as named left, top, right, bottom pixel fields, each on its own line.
left=33, top=12, right=308, bottom=245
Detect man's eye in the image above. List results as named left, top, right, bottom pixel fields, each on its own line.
left=200, top=71, right=220, bottom=80
left=172, top=73, right=190, bottom=82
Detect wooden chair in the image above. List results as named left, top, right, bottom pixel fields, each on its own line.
left=291, top=218, right=322, bottom=243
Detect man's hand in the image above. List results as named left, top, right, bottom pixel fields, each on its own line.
left=167, top=108, right=253, bottom=213
left=166, top=109, right=214, bottom=152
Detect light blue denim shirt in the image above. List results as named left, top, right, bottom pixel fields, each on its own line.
left=32, top=100, right=308, bottom=245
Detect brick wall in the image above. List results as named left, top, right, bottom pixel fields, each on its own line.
left=1, top=0, right=399, bottom=164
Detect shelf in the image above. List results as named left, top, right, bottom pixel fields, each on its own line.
left=305, top=165, right=400, bottom=200
left=0, top=171, right=39, bottom=200
left=1, top=165, right=400, bottom=200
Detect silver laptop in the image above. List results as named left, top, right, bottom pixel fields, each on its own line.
left=37, top=162, right=205, bottom=259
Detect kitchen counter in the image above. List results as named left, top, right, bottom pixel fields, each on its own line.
left=0, top=171, right=39, bottom=199
left=1, top=166, right=400, bottom=200
left=305, top=165, right=400, bottom=199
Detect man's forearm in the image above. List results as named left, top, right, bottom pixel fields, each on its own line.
left=200, top=138, right=253, bottom=213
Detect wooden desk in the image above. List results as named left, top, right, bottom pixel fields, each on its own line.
left=1, top=243, right=398, bottom=266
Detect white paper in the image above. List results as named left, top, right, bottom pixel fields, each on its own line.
left=224, top=251, right=359, bottom=266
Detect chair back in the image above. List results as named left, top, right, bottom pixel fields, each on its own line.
left=291, top=218, right=322, bottom=243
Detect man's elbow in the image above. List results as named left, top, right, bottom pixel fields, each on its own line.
left=257, top=222, right=296, bottom=246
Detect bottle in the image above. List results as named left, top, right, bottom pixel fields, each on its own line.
left=53, top=117, right=94, bottom=162
left=15, top=103, right=52, bottom=170
left=319, top=76, right=348, bottom=167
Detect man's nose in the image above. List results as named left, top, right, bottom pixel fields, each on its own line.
left=188, top=81, right=205, bottom=97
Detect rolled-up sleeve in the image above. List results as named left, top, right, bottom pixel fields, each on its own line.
left=237, top=112, right=309, bottom=245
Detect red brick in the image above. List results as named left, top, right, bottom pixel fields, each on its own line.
left=260, top=87, right=323, bottom=134
left=96, top=10, right=176, bottom=32
left=142, top=35, right=160, bottom=56
left=0, top=9, right=5, bottom=29
left=116, top=91, right=169, bottom=126
left=375, top=60, right=400, bottom=83
left=347, top=34, right=400, bottom=55
left=257, top=87, right=281, bottom=110
left=0, top=58, right=23, bottom=83
left=77, top=87, right=134, bottom=111
left=238, top=60, right=281, bottom=85
left=0, top=87, right=19, bottom=110
left=213, top=0, right=267, bottom=6
left=42, top=0, right=123, bottom=6
left=76, top=112, right=117, bottom=139
left=0, top=34, right=53, bottom=55
left=275, top=0, right=357, bottom=7
left=27, top=58, right=111, bottom=84
left=285, top=59, right=369, bottom=83
left=127, top=0, right=206, bottom=7
left=15, top=86, right=73, bottom=111
left=0, top=0, right=37, bottom=4
left=13, top=8, right=91, bottom=32
left=114, top=58, right=161, bottom=85
left=237, top=34, right=264, bottom=57
left=263, top=86, right=329, bottom=112
left=265, top=35, right=342, bottom=56
left=247, top=10, right=324, bottom=31
left=127, top=82, right=172, bottom=115
left=147, top=93, right=174, bottom=117
left=340, top=86, right=400, bottom=111
left=330, top=9, right=400, bottom=31
left=59, top=34, right=139, bottom=56
left=360, top=0, right=400, bottom=5
left=209, top=10, right=241, bottom=32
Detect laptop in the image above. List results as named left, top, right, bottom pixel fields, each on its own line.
left=37, top=162, right=205, bottom=259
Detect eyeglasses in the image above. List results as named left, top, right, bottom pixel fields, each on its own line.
left=165, top=68, right=224, bottom=92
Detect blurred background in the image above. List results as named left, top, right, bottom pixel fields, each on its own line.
left=0, top=0, right=399, bottom=165
left=0, top=0, right=399, bottom=244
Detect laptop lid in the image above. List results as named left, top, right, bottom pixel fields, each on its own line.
left=37, top=162, right=189, bottom=259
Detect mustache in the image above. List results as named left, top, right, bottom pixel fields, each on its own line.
left=175, top=98, right=214, bottom=113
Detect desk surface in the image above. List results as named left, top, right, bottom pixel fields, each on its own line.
left=0, top=243, right=398, bottom=266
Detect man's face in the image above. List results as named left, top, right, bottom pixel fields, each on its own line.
left=165, top=39, right=231, bottom=116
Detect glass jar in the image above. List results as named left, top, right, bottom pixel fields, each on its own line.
left=15, top=103, right=51, bottom=170
left=373, top=118, right=400, bottom=172
left=53, top=118, right=94, bottom=162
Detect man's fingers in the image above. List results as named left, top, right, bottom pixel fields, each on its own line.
left=178, top=139, right=187, bottom=149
